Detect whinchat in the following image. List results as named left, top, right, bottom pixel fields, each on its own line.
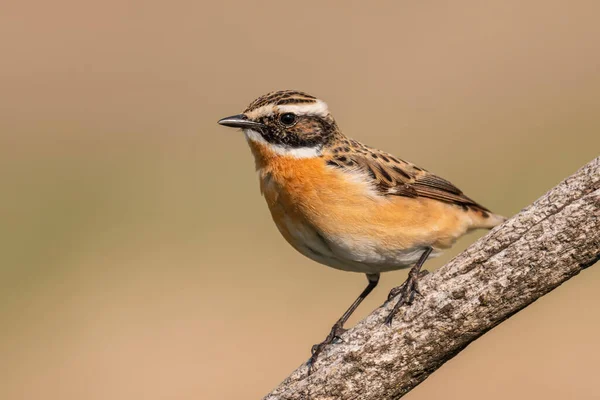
left=218, top=90, right=506, bottom=366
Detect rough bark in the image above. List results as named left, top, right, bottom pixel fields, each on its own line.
left=263, top=156, right=600, bottom=400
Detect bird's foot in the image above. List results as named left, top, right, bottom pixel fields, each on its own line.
left=307, top=322, right=347, bottom=373
left=385, top=270, right=428, bottom=325
left=387, top=270, right=429, bottom=302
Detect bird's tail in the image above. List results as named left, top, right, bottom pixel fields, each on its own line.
left=473, top=211, right=507, bottom=229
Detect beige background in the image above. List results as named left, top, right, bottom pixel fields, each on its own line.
left=1, top=1, right=599, bottom=399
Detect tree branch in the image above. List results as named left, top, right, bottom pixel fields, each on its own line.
left=263, top=156, right=600, bottom=400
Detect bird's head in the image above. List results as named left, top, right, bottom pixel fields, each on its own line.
left=218, top=90, right=340, bottom=158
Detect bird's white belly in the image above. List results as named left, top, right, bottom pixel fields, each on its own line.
left=281, top=216, right=441, bottom=273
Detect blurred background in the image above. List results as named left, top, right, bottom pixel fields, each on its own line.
left=1, top=1, right=599, bottom=399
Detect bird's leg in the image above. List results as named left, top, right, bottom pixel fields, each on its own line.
left=385, top=247, right=433, bottom=326
left=308, top=273, right=379, bottom=371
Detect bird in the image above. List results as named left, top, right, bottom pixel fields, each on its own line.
left=217, top=90, right=506, bottom=367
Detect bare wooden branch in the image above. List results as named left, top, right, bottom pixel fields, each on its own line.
left=263, top=156, right=600, bottom=400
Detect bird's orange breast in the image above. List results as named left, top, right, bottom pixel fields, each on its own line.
left=247, top=140, right=478, bottom=267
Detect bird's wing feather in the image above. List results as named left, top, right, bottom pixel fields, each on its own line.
left=325, top=141, right=490, bottom=212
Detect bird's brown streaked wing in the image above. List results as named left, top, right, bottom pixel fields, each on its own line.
left=409, top=173, right=490, bottom=211
left=325, top=145, right=490, bottom=212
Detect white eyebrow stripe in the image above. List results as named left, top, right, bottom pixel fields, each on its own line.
left=245, top=104, right=275, bottom=120
left=276, top=100, right=329, bottom=117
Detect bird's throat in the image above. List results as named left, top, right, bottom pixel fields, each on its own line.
left=244, top=129, right=322, bottom=170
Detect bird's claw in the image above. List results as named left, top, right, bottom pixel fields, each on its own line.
left=384, top=270, right=429, bottom=325
left=308, top=323, right=347, bottom=373
left=387, top=270, right=428, bottom=302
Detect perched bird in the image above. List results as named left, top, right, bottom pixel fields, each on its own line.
left=218, top=90, right=505, bottom=366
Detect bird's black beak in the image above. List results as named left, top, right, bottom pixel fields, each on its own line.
left=218, top=114, right=265, bottom=129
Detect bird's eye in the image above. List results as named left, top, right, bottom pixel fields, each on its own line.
left=279, top=113, right=297, bottom=126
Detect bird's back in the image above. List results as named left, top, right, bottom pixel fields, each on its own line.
left=250, top=136, right=505, bottom=273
